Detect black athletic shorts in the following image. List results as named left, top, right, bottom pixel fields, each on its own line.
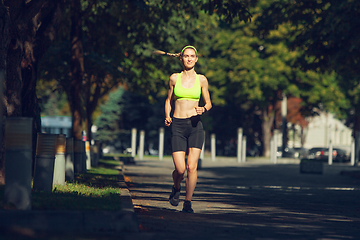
left=171, top=115, right=205, bottom=153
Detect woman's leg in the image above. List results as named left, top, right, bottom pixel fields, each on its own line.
left=185, top=147, right=201, bottom=201
left=172, top=151, right=186, bottom=188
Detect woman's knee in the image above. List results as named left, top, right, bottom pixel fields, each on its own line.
left=174, top=168, right=186, bottom=177
left=186, top=163, right=197, bottom=173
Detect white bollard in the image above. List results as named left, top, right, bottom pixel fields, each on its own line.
left=131, top=128, right=137, bottom=157
left=274, top=129, right=279, bottom=164
left=85, top=141, right=91, bottom=170
left=237, top=128, right=243, bottom=163
left=270, top=137, right=274, bottom=163
left=200, top=131, right=205, bottom=160
left=211, top=133, right=216, bottom=161
left=139, top=130, right=145, bottom=160
left=351, top=137, right=355, bottom=166
left=242, top=136, right=247, bottom=162
left=328, top=140, right=333, bottom=165
left=159, top=128, right=164, bottom=160
left=53, top=134, right=66, bottom=186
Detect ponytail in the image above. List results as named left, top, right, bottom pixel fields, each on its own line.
left=152, top=50, right=181, bottom=58
left=152, top=45, right=197, bottom=58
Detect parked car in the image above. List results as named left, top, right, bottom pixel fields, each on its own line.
left=333, top=148, right=350, bottom=162
left=293, top=147, right=309, bottom=159
left=307, top=147, right=350, bottom=162
left=277, top=147, right=297, bottom=158
left=307, top=147, right=328, bottom=161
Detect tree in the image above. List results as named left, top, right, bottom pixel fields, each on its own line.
left=39, top=0, right=253, bottom=143
left=202, top=0, right=347, bottom=157
left=95, top=87, right=159, bottom=152
left=257, top=0, right=358, bottom=153
left=36, top=78, right=70, bottom=116
left=204, top=16, right=297, bottom=156
left=0, top=0, right=64, bottom=183
left=95, top=88, right=127, bottom=147
left=0, top=0, right=252, bottom=182
left=274, top=97, right=309, bottom=147
left=257, top=1, right=360, bottom=120
left=68, top=0, right=85, bottom=140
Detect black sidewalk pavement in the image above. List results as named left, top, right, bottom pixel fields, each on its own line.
left=123, top=157, right=360, bottom=240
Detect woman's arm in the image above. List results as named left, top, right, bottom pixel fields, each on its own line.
left=165, top=74, right=176, bottom=126
left=195, top=75, right=212, bottom=115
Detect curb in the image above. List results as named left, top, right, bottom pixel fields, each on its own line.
left=0, top=209, right=138, bottom=235
left=116, top=160, right=139, bottom=230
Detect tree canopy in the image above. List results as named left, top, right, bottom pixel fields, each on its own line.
left=197, top=0, right=348, bottom=156
left=32, top=0, right=357, bottom=159
left=257, top=0, right=360, bottom=125
left=37, top=0, right=253, bottom=142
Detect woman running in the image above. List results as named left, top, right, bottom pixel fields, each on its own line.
left=164, top=45, right=212, bottom=213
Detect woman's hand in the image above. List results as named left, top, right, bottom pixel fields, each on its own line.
left=195, top=106, right=205, bottom=115
left=165, top=117, right=172, bottom=126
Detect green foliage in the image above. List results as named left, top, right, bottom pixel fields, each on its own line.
left=257, top=0, right=359, bottom=119
left=37, top=78, right=70, bottom=116
left=207, top=0, right=347, bottom=115
left=201, top=0, right=252, bottom=23
left=39, top=0, right=253, bottom=105
left=193, top=0, right=350, bottom=153
left=95, top=87, right=151, bottom=146
left=94, top=88, right=126, bottom=145
left=205, top=19, right=291, bottom=107
left=36, top=0, right=355, bottom=155
left=95, top=86, right=173, bottom=154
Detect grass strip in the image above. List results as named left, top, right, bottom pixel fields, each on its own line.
left=0, top=158, right=123, bottom=211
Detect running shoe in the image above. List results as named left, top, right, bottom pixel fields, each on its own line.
left=182, top=200, right=194, bottom=213
left=169, top=185, right=181, bottom=206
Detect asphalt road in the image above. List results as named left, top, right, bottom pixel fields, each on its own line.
left=123, top=157, right=360, bottom=240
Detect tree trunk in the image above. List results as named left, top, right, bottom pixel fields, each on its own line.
left=3, top=14, right=23, bottom=185
left=21, top=57, right=41, bottom=176
left=292, top=123, right=295, bottom=147
left=85, top=94, right=96, bottom=143
left=86, top=114, right=92, bottom=143
left=261, top=105, right=275, bottom=157
left=69, top=0, right=85, bottom=140
left=300, top=126, right=307, bottom=147
left=0, top=1, right=10, bottom=184
left=353, top=105, right=360, bottom=165
left=84, top=76, right=104, bottom=143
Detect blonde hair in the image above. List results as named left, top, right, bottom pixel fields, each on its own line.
left=152, top=45, right=197, bottom=58
left=152, top=50, right=181, bottom=57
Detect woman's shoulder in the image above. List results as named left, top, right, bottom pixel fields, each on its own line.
left=197, top=74, right=208, bottom=82
left=170, top=73, right=181, bottom=79
left=170, top=73, right=179, bottom=78
left=169, top=73, right=179, bottom=85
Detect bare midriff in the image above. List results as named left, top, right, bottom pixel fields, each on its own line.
left=173, top=99, right=199, bottom=118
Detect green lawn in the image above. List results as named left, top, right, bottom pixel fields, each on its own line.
left=0, top=158, right=123, bottom=211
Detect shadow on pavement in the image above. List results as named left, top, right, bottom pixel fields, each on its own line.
left=126, top=160, right=360, bottom=240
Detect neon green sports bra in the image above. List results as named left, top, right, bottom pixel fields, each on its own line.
left=174, top=73, right=201, bottom=101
